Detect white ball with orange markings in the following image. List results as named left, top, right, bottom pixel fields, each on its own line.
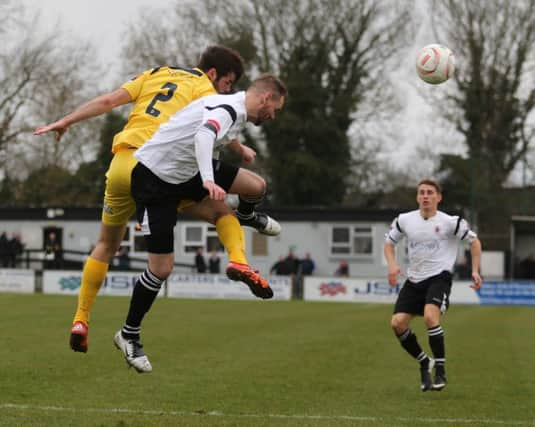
left=415, top=44, right=455, bottom=84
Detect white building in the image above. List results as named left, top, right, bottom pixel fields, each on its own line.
left=0, top=207, right=401, bottom=277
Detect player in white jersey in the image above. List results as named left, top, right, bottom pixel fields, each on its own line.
left=384, top=179, right=482, bottom=392
left=114, top=74, right=287, bottom=373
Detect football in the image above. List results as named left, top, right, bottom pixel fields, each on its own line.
left=415, top=44, right=455, bottom=84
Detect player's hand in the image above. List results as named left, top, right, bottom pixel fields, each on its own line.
left=34, top=120, right=68, bottom=141
left=470, top=271, right=482, bottom=290
left=387, top=265, right=401, bottom=287
left=240, top=145, right=256, bottom=164
left=203, top=181, right=226, bottom=201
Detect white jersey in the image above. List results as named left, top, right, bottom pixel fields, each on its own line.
left=385, top=210, right=477, bottom=283
left=134, top=91, right=246, bottom=184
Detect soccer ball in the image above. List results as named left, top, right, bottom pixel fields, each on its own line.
left=415, top=44, right=455, bottom=84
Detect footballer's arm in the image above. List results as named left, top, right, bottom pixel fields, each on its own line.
left=384, top=242, right=401, bottom=287
left=34, top=88, right=132, bottom=140
left=470, top=238, right=483, bottom=289
left=194, top=124, right=226, bottom=201
left=227, top=140, right=256, bottom=164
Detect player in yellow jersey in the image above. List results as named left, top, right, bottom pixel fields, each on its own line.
left=34, top=46, right=280, bottom=353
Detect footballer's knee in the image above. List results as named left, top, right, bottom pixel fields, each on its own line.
left=91, top=240, right=119, bottom=262
left=391, top=315, right=409, bottom=334
left=148, top=262, right=173, bottom=280
left=235, top=169, right=266, bottom=197
left=147, top=254, right=175, bottom=279
left=423, top=304, right=441, bottom=327
left=250, top=174, right=266, bottom=196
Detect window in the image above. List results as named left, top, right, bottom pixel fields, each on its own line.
left=330, top=225, right=373, bottom=257
left=182, top=224, right=224, bottom=254
left=252, top=233, right=268, bottom=256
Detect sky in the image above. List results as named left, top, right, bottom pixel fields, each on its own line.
left=18, top=0, right=469, bottom=177
left=22, top=0, right=172, bottom=85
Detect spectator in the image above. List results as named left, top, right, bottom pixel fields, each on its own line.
left=208, top=250, right=221, bottom=274
left=8, top=233, right=24, bottom=268
left=270, top=256, right=288, bottom=275
left=44, top=231, right=63, bottom=269
left=300, top=252, right=315, bottom=276
left=194, top=247, right=207, bottom=273
left=0, top=232, right=9, bottom=267
left=519, top=254, right=535, bottom=279
left=335, top=260, right=349, bottom=277
left=283, top=248, right=300, bottom=275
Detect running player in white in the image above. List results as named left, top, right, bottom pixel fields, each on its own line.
left=114, top=74, right=287, bottom=373
left=384, top=179, right=482, bottom=391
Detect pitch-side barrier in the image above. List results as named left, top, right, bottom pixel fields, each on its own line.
left=1, top=269, right=535, bottom=305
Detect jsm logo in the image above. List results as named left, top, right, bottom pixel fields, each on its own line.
left=355, top=282, right=401, bottom=295
left=59, top=275, right=139, bottom=291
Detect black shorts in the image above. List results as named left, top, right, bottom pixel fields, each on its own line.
left=393, top=271, right=452, bottom=316
left=131, top=161, right=239, bottom=254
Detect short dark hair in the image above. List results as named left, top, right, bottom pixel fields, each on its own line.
left=249, top=73, right=288, bottom=99
left=197, top=45, right=244, bottom=82
left=417, top=178, right=442, bottom=194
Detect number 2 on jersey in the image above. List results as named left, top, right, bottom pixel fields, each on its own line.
left=145, top=82, right=177, bottom=117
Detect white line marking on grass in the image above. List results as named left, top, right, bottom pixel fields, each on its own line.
left=1, top=403, right=533, bottom=425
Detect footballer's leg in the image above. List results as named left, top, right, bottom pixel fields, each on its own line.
left=424, top=277, right=451, bottom=391
left=115, top=184, right=177, bottom=373
left=70, top=223, right=126, bottom=352
left=70, top=149, right=137, bottom=353
left=115, top=252, right=171, bottom=373
left=230, top=168, right=281, bottom=236
left=181, top=199, right=273, bottom=299
left=392, top=283, right=434, bottom=391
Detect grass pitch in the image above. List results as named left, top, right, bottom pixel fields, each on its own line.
left=0, top=294, right=534, bottom=427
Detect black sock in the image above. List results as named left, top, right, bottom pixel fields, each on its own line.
left=397, top=329, right=429, bottom=367
left=236, top=194, right=264, bottom=219
left=122, top=269, right=164, bottom=340
left=428, top=325, right=445, bottom=373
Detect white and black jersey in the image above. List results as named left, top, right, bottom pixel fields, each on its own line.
left=385, top=210, right=477, bottom=283
left=134, top=91, right=246, bottom=184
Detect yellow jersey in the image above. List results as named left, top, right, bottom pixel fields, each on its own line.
left=112, top=66, right=217, bottom=153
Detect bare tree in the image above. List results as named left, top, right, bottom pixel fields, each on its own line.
left=120, top=3, right=209, bottom=75
left=431, top=0, right=535, bottom=222
left=121, top=0, right=412, bottom=205
left=0, top=2, right=101, bottom=182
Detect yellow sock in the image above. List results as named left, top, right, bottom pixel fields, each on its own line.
left=216, top=214, right=247, bottom=265
left=73, top=257, right=109, bottom=325
left=240, top=225, right=246, bottom=253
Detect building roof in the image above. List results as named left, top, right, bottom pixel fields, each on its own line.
left=0, top=206, right=403, bottom=222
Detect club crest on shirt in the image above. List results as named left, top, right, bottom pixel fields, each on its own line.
left=435, top=226, right=440, bottom=233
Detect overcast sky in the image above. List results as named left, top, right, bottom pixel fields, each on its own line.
left=22, top=0, right=171, bottom=85
left=18, top=0, right=473, bottom=177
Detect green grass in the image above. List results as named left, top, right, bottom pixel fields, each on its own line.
left=0, top=294, right=534, bottom=426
